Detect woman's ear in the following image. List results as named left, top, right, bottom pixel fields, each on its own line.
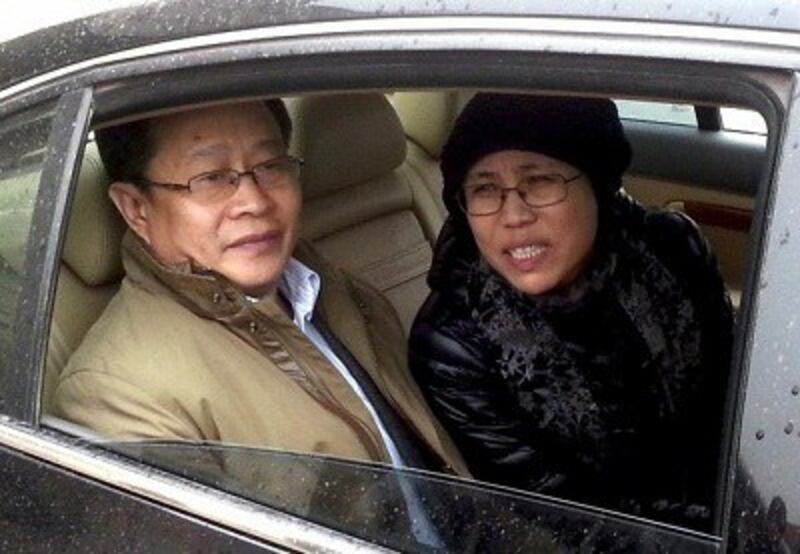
left=108, top=182, right=153, bottom=245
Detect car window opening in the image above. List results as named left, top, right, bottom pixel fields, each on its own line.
left=37, top=88, right=762, bottom=549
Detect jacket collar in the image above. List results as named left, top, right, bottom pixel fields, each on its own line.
left=121, top=231, right=380, bottom=376
left=121, top=230, right=259, bottom=321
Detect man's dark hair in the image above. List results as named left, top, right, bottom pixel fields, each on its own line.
left=95, top=99, right=292, bottom=184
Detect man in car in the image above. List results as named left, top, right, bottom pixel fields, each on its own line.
left=52, top=99, right=467, bottom=479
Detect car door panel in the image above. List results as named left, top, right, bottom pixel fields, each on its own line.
left=0, top=445, right=283, bottom=552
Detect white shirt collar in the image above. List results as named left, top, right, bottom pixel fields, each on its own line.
left=277, top=257, right=321, bottom=332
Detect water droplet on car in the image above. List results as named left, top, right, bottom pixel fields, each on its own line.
left=785, top=422, right=794, bottom=435
left=792, top=385, right=799, bottom=396
left=756, top=430, right=765, bottom=440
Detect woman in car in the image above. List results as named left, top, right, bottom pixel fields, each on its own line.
left=409, top=93, right=734, bottom=530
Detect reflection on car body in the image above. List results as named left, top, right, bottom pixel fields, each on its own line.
left=1, top=0, right=799, bottom=552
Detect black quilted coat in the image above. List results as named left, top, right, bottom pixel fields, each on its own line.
left=410, top=194, right=734, bottom=531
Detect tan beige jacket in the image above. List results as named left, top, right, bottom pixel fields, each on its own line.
left=54, top=232, right=467, bottom=476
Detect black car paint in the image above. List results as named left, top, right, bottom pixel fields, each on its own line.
left=0, top=443, right=280, bottom=552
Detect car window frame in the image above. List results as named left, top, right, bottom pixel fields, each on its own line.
left=1, top=15, right=798, bottom=551
left=730, top=70, right=800, bottom=553
left=5, top=88, right=92, bottom=423
left=85, top=46, right=787, bottom=543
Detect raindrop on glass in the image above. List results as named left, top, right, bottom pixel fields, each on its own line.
left=785, top=422, right=794, bottom=435
left=792, top=385, right=800, bottom=396
left=756, top=430, right=765, bottom=440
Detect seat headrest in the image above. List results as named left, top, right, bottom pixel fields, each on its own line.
left=291, top=94, right=407, bottom=199
left=390, top=92, right=455, bottom=158
left=62, top=142, right=126, bottom=286
left=390, top=91, right=475, bottom=158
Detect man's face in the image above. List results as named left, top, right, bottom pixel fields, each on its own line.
left=125, top=102, right=301, bottom=296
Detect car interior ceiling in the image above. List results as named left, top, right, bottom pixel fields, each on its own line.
left=41, top=89, right=759, bottom=432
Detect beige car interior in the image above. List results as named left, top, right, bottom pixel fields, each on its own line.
left=40, top=90, right=756, bottom=416
left=290, top=93, right=444, bottom=333
left=623, top=178, right=753, bottom=308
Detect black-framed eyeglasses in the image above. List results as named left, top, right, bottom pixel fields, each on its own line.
left=459, top=172, right=582, bottom=216
left=133, top=155, right=304, bottom=204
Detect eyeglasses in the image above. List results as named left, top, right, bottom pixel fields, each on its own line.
left=133, top=155, right=304, bottom=204
left=459, top=172, right=582, bottom=216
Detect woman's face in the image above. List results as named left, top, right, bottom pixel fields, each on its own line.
left=464, top=150, right=598, bottom=296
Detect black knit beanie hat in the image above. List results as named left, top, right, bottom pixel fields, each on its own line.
left=441, top=93, right=632, bottom=223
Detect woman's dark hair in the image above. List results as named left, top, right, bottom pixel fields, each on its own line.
left=95, top=98, right=292, bottom=184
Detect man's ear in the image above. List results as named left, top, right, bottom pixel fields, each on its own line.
left=108, top=182, right=153, bottom=245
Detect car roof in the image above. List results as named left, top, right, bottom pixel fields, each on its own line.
left=0, top=0, right=797, bottom=94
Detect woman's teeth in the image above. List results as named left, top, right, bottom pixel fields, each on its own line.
left=509, top=244, right=546, bottom=260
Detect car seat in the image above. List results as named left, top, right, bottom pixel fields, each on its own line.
left=292, top=93, right=446, bottom=334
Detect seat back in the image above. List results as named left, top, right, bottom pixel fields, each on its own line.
left=292, top=93, right=445, bottom=334
left=43, top=142, right=126, bottom=411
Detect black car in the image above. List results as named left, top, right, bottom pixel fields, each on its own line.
left=0, top=1, right=798, bottom=551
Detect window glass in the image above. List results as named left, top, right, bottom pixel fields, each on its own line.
left=0, top=103, right=54, bottom=403
left=615, top=99, right=696, bottom=126
left=109, top=442, right=719, bottom=553
left=720, top=107, right=768, bottom=135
